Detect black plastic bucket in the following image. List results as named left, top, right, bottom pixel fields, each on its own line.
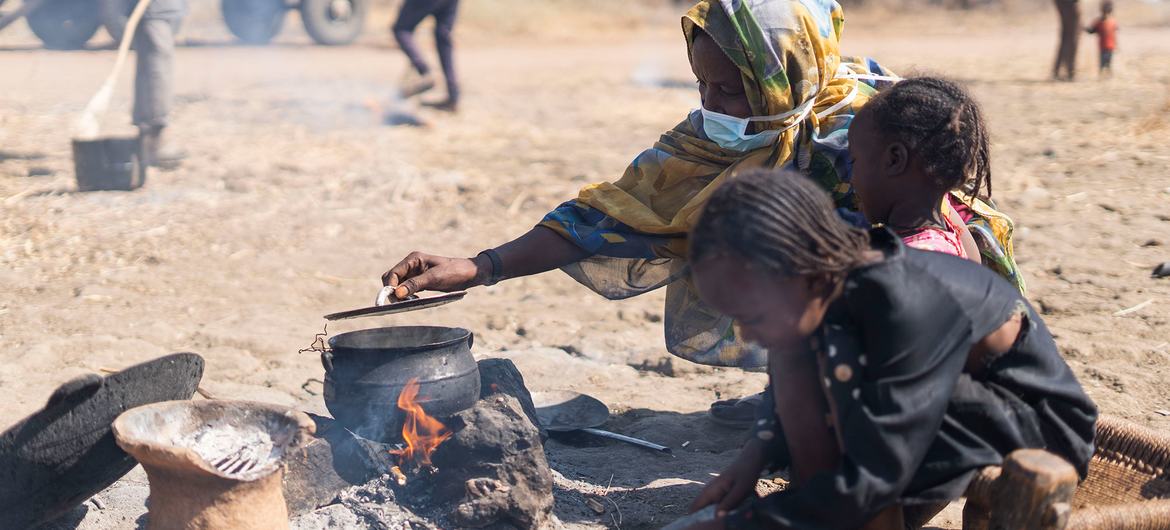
left=72, top=137, right=145, bottom=192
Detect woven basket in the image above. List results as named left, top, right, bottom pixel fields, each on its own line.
left=963, top=415, right=1170, bottom=530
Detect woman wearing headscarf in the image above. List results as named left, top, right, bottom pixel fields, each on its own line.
left=379, top=0, right=1022, bottom=425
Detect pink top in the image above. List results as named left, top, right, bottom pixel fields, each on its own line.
left=900, top=196, right=969, bottom=258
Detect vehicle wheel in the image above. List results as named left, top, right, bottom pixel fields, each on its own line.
left=221, top=0, right=286, bottom=45
left=25, top=0, right=102, bottom=50
left=300, top=0, right=367, bottom=46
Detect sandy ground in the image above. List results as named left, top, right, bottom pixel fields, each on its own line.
left=2, top=1, right=1169, bottom=528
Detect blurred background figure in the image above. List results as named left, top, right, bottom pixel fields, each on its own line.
left=1052, top=0, right=1081, bottom=81
left=392, top=0, right=460, bottom=112
left=134, top=0, right=187, bottom=168
left=1086, top=0, right=1118, bottom=78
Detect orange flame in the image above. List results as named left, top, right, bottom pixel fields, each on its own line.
left=389, top=378, right=452, bottom=469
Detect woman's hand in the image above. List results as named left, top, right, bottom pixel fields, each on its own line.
left=690, top=439, right=767, bottom=515
left=381, top=252, right=487, bottom=298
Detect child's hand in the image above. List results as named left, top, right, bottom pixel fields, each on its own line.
left=689, top=439, right=767, bottom=515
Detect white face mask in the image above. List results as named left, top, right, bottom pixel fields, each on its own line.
left=699, top=99, right=815, bottom=152
left=698, top=65, right=901, bottom=152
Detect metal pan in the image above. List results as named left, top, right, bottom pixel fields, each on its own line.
left=323, top=291, right=466, bottom=321
left=0, top=353, right=205, bottom=529
left=532, top=390, right=671, bottom=454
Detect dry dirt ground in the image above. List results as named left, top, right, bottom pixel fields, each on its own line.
left=1, top=1, right=1168, bottom=528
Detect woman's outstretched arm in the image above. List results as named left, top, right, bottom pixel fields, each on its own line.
left=382, top=226, right=590, bottom=297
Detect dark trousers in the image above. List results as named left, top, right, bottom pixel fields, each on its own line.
left=392, top=0, right=460, bottom=102
left=1052, top=0, right=1080, bottom=80
left=133, top=17, right=179, bottom=129
left=1099, top=49, right=1113, bottom=71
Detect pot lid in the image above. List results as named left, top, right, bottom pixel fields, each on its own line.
left=323, top=291, right=466, bottom=321
left=0, top=353, right=204, bottom=529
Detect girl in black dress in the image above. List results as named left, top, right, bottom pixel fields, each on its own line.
left=682, top=168, right=1097, bottom=530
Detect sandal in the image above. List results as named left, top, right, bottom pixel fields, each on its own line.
left=707, top=392, right=765, bottom=429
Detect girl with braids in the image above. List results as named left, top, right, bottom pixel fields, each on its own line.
left=851, top=77, right=1026, bottom=289
left=849, top=77, right=983, bottom=261
left=681, top=169, right=1096, bottom=530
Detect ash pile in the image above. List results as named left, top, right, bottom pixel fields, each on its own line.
left=286, top=358, right=555, bottom=529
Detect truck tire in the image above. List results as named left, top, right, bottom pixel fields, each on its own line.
left=25, top=0, right=102, bottom=49
left=300, top=0, right=366, bottom=46
left=222, top=0, right=285, bottom=45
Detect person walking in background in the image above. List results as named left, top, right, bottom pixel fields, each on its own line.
left=1052, top=0, right=1081, bottom=81
left=392, top=0, right=460, bottom=112
left=1086, top=0, right=1118, bottom=78
left=134, top=0, right=187, bottom=168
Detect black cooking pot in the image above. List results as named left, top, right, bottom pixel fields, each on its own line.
left=322, top=326, right=479, bottom=442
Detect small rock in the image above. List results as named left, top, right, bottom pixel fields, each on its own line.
left=419, top=395, right=554, bottom=529
left=27, top=167, right=53, bottom=177
left=1155, top=410, right=1170, bottom=417
left=477, top=358, right=544, bottom=440
left=1152, top=263, right=1170, bottom=279
left=1142, top=239, right=1162, bottom=248
left=643, top=311, right=663, bottom=323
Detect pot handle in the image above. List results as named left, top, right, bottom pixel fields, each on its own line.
left=467, top=332, right=474, bottom=351
left=320, top=351, right=334, bottom=374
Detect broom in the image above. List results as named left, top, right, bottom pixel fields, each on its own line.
left=74, top=0, right=155, bottom=140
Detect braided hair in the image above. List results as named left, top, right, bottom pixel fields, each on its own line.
left=690, top=168, right=871, bottom=278
left=859, top=77, right=992, bottom=199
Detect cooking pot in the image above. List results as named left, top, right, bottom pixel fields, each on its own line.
left=322, top=326, right=478, bottom=442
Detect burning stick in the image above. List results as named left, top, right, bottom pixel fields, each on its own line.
left=390, top=466, right=408, bottom=486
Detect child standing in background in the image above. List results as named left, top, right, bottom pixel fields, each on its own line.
left=1087, top=0, right=1118, bottom=78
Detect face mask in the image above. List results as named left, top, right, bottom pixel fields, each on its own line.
left=699, top=98, right=815, bottom=152
left=698, top=65, right=902, bottom=152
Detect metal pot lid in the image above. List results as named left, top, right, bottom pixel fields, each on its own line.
left=532, top=391, right=611, bottom=432
left=0, top=353, right=205, bottom=529
left=323, top=291, right=466, bottom=321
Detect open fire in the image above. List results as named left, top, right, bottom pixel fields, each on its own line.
left=389, top=378, right=453, bottom=482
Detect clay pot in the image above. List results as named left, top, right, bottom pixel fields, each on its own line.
left=112, top=400, right=314, bottom=530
